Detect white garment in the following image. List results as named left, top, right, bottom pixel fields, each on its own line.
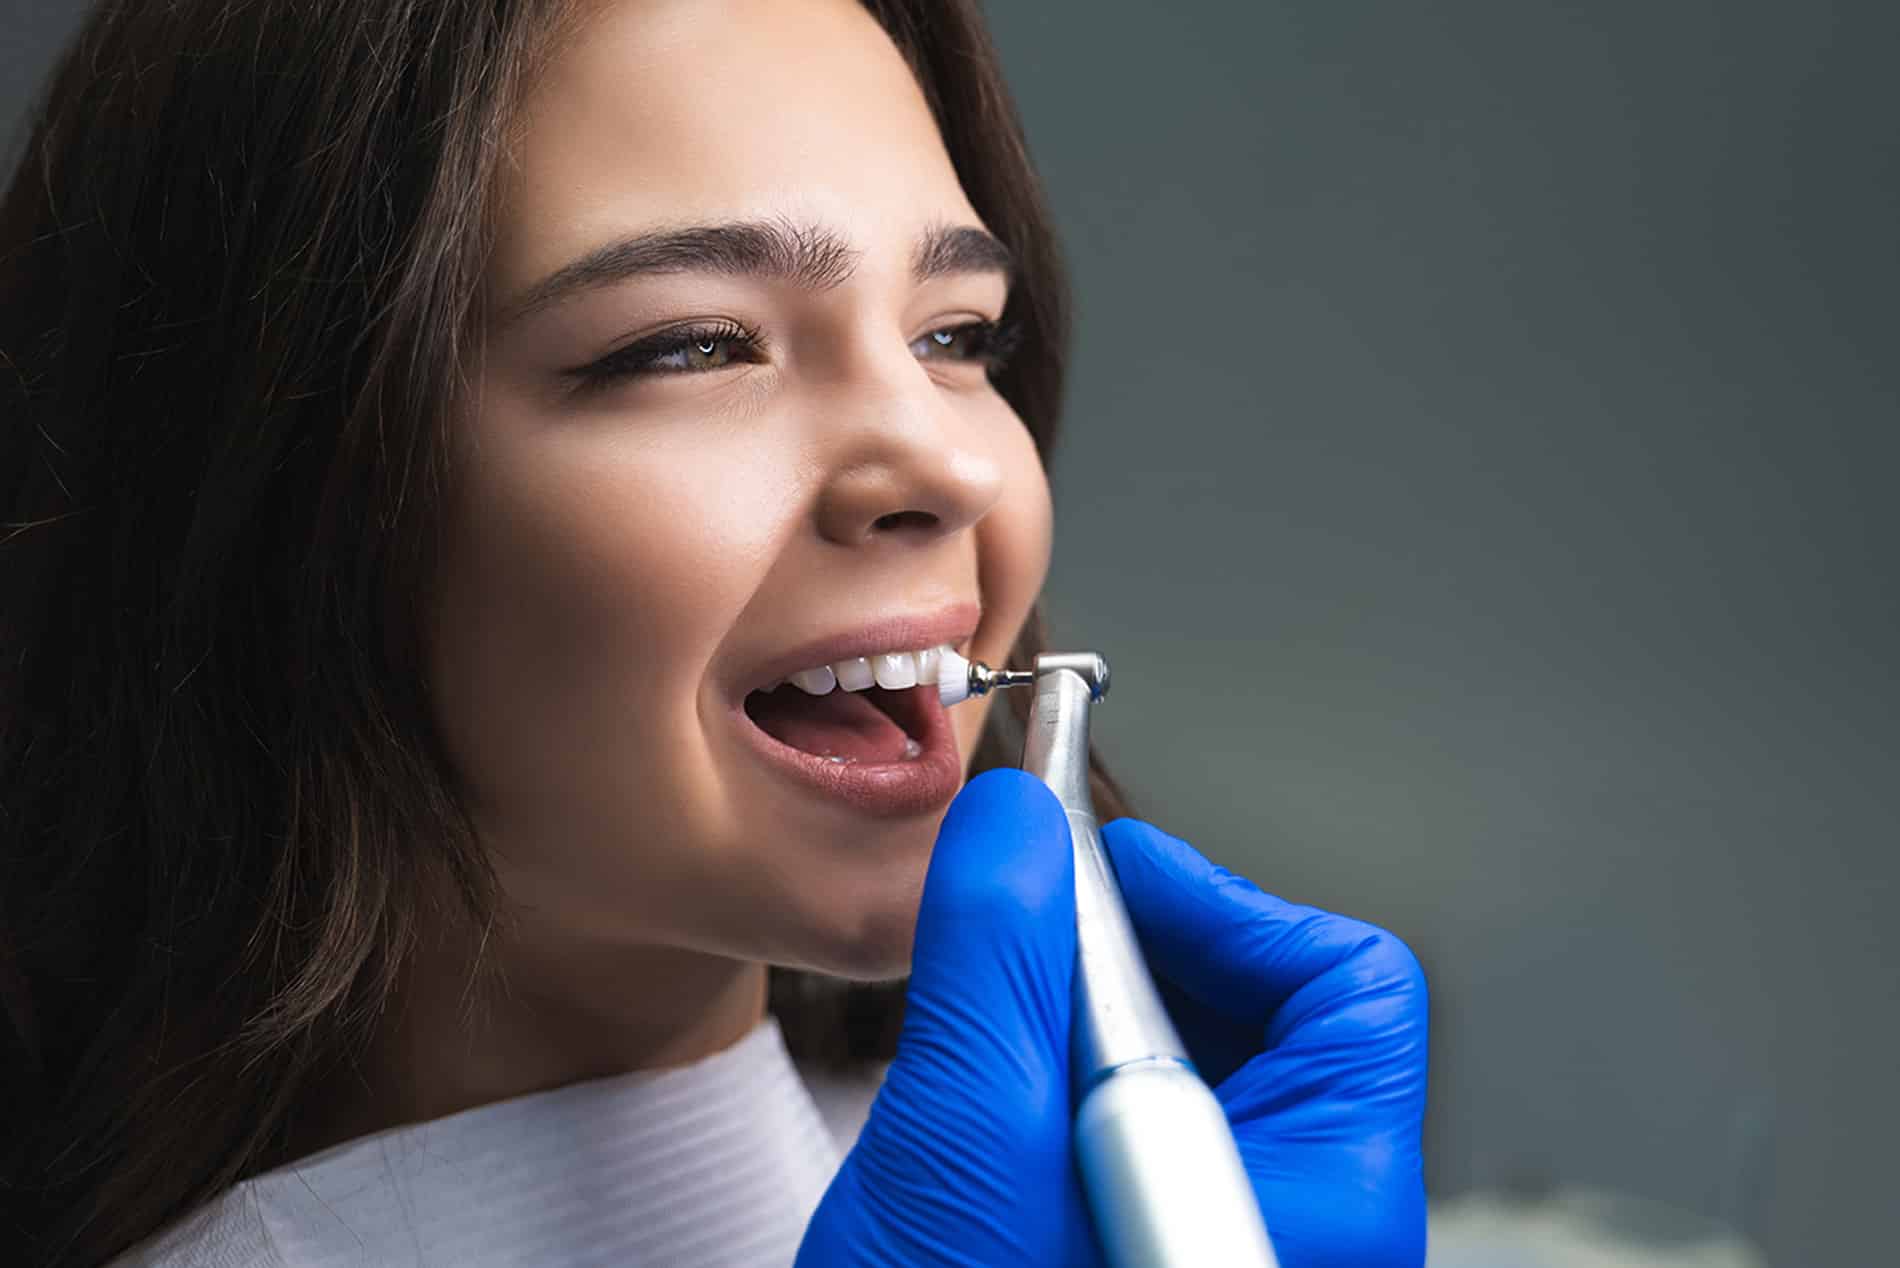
left=111, top=1016, right=886, bottom=1267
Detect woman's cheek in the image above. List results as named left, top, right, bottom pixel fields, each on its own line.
left=958, top=412, right=1055, bottom=766
left=986, top=409, right=1055, bottom=654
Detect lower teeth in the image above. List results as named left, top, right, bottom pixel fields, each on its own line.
left=819, top=738, right=924, bottom=764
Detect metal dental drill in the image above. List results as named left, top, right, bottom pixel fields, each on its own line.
left=936, top=649, right=1280, bottom=1268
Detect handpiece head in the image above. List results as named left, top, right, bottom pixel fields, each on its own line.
left=1031, top=651, right=1110, bottom=702
left=936, top=648, right=1110, bottom=707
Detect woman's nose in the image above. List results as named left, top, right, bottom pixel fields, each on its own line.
left=809, top=360, right=1006, bottom=547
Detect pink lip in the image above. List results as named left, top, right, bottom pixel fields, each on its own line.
left=731, top=678, right=965, bottom=818
left=730, top=601, right=982, bottom=699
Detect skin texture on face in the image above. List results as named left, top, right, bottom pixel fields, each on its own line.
left=335, top=0, right=1053, bottom=1134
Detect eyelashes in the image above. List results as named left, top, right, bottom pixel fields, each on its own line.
left=913, top=317, right=1023, bottom=370
left=562, top=316, right=1024, bottom=393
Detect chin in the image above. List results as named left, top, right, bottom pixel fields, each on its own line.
left=782, top=883, right=924, bottom=983
left=826, top=912, right=922, bottom=982
left=774, top=790, right=963, bottom=981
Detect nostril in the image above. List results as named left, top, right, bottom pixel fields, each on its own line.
left=873, top=510, right=936, bottom=532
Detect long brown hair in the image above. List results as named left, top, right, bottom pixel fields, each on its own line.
left=0, top=1, right=1129, bottom=1263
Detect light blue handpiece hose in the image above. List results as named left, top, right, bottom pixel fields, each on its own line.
left=796, top=650, right=1429, bottom=1268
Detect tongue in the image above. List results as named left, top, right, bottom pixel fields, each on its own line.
left=745, top=684, right=915, bottom=763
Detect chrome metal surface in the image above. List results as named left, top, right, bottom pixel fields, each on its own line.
left=1020, top=651, right=1279, bottom=1268
left=1019, top=657, right=1187, bottom=1085
left=967, top=660, right=1036, bottom=697
left=1075, top=1061, right=1279, bottom=1267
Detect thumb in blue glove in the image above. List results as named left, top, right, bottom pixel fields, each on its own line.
left=795, top=767, right=1100, bottom=1267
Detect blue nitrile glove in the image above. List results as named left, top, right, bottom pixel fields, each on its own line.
left=795, top=767, right=1428, bottom=1268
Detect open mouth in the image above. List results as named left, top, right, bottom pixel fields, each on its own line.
left=742, top=680, right=930, bottom=764
left=733, top=666, right=964, bottom=817
left=727, top=617, right=977, bottom=816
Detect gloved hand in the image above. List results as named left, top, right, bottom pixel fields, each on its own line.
left=795, top=767, right=1428, bottom=1268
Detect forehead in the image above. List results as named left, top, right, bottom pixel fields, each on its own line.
left=492, top=0, right=978, bottom=295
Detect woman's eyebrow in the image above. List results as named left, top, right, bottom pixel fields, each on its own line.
left=493, top=218, right=1013, bottom=331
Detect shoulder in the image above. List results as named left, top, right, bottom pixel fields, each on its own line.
left=107, top=1186, right=292, bottom=1268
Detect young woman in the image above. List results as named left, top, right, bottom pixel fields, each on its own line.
left=0, top=1, right=1429, bottom=1264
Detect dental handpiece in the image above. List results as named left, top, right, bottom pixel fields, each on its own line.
left=937, top=649, right=1280, bottom=1268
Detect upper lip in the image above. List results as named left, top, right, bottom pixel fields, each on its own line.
left=732, top=601, right=981, bottom=698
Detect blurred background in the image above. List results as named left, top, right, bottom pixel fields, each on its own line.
left=979, top=3, right=1895, bottom=1265
left=6, top=2, right=1894, bottom=1265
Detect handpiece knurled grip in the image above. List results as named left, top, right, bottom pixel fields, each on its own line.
left=1021, top=657, right=1279, bottom=1268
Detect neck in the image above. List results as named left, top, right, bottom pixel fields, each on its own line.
left=286, top=914, right=768, bottom=1162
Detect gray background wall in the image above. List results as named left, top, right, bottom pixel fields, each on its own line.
left=981, top=4, right=1896, bottom=1266
left=6, top=3, right=1894, bottom=1266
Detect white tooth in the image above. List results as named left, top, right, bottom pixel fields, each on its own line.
left=914, top=645, right=943, bottom=685
left=873, top=651, right=918, bottom=690
left=832, top=656, right=876, bottom=691
left=789, top=665, right=837, bottom=695
left=902, top=737, right=922, bottom=759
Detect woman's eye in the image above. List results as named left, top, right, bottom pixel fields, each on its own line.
left=565, top=320, right=760, bottom=392
left=653, top=335, right=738, bottom=372
left=910, top=319, right=1022, bottom=371
left=566, top=316, right=1023, bottom=396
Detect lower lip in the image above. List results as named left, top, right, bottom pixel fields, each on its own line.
left=731, top=681, right=965, bottom=818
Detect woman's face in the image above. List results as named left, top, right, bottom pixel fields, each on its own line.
left=427, top=0, right=1052, bottom=980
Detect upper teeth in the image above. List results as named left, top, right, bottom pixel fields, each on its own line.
left=780, top=644, right=953, bottom=695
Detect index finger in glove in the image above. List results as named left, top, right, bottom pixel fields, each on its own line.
left=1099, top=818, right=1426, bottom=1049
